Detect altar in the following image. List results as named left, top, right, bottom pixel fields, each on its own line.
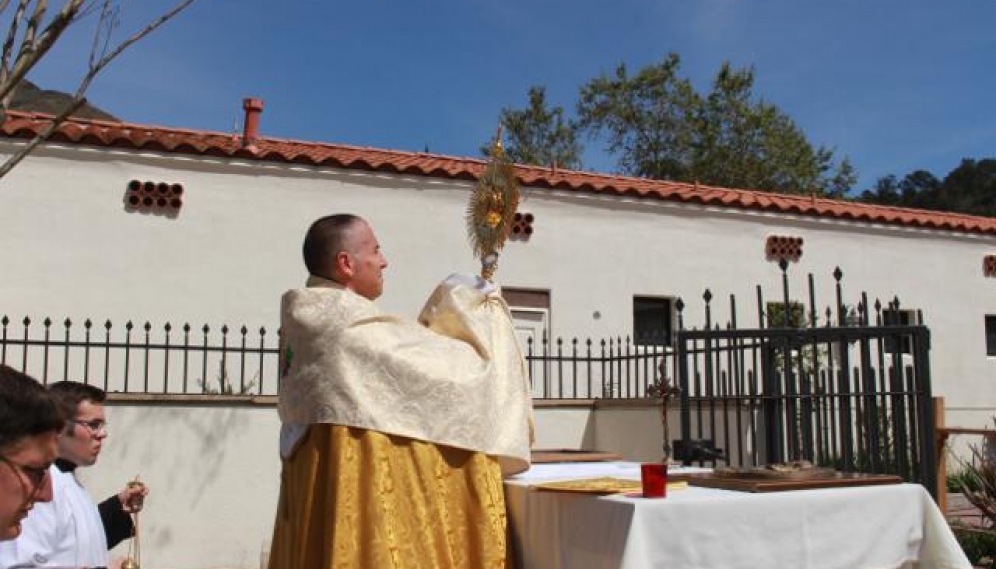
left=505, top=462, right=971, bottom=569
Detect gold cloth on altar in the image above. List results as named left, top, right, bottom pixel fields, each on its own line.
left=268, top=424, right=510, bottom=569
left=278, top=275, right=533, bottom=475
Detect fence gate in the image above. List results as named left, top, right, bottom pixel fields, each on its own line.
left=671, top=265, right=936, bottom=494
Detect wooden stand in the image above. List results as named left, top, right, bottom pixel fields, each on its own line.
left=686, top=471, right=902, bottom=493
left=933, top=395, right=996, bottom=512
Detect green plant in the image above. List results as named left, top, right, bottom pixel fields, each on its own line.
left=951, top=523, right=996, bottom=567
left=949, top=465, right=984, bottom=493
left=764, top=302, right=829, bottom=379
left=766, top=301, right=807, bottom=329
left=954, top=428, right=996, bottom=528
left=816, top=408, right=910, bottom=476
left=947, top=421, right=996, bottom=566
left=198, top=361, right=259, bottom=395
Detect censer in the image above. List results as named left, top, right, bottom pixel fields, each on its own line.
left=121, top=477, right=144, bottom=569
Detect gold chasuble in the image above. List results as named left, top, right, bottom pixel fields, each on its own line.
left=268, top=276, right=533, bottom=569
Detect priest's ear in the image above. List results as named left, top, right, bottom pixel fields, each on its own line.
left=332, top=250, right=354, bottom=283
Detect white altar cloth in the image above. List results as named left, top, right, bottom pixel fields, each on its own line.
left=506, top=462, right=970, bottom=569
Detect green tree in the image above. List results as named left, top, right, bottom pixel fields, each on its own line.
left=486, top=86, right=582, bottom=170
left=576, top=54, right=698, bottom=181
left=900, top=170, right=942, bottom=201
left=860, top=170, right=942, bottom=209
left=576, top=54, right=856, bottom=196
left=691, top=63, right=855, bottom=196
left=938, top=159, right=996, bottom=216
left=860, top=160, right=995, bottom=217
left=824, top=156, right=858, bottom=199
left=859, top=175, right=903, bottom=206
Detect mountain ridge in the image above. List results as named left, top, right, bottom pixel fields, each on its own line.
left=8, top=80, right=118, bottom=122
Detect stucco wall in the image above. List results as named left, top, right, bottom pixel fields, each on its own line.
left=1, top=142, right=994, bottom=419
left=77, top=399, right=649, bottom=569
left=53, top=395, right=969, bottom=569
left=85, top=401, right=280, bottom=569
left=531, top=404, right=596, bottom=449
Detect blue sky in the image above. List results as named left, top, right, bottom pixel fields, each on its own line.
left=29, top=0, right=996, bottom=192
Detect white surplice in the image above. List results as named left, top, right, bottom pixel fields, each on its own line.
left=0, top=466, right=108, bottom=569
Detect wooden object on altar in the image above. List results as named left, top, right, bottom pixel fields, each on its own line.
left=712, top=464, right=838, bottom=481
left=531, top=449, right=623, bottom=464
left=681, top=471, right=903, bottom=492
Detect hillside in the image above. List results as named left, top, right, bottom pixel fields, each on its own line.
left=9, top=80, right=118, bottom=122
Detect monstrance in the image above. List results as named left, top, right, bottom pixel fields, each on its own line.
left=466, top=125, right=520, bottom=280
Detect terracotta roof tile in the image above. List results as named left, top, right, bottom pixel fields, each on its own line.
left=3, top=110, right=996, bottom=235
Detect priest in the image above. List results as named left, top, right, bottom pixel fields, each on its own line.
left=268, top=214, right=533, bottom=569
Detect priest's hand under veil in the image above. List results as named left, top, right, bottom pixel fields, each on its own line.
left=444, top=273, right=498, bottom=297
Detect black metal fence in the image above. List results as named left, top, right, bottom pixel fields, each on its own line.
left=0, top=314, right=668, bottom=399
left=0, top=316, right=280, bottom=396
left=1, top=264, right=935, bottom=488
left=669, top=263, right=935, bottom=492
left=522, top=336, right=667, bottom=399
left=0, top=266, right=932, bottom=403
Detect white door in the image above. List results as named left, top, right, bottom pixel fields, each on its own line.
left=511, top=307, right=551, bottom=397
left=511, top=307, right=549, bottom=354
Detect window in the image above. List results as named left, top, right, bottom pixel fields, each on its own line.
left=634, top=296, right=674, bottom=347
left=987, top=315, right=996, bottom=357
left=502, top=288, right=550, bottom=311
left=882, top=308, right=919, bottom=354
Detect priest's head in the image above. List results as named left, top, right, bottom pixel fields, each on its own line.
left=303, top=214, right=389, bottom=300
left=0, top=365, right=61, bottom=540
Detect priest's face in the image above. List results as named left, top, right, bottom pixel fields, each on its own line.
left=343, top=220, right=388, bottom=300
left=0, top=432, right=57, bottom=540
left=58, top=400, right=108, bottom=467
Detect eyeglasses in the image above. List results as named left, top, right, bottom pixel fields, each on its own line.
left=70, top=419, right=108, bottom=434
left=0, top=455, right=51, bottom=496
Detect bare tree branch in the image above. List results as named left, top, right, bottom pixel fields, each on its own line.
left=0, top=0, right=199, bottom=180
left=0, top=0, right=32, bottom=88
left=17, top=0, right=49, bottom=69
left=74, top=0, right=101, bottom=21
left=0, top=0, right=85, bottom=103
left=86, top=0, right=112, bottom=70
left=0, top=93, right=83, bottom=178
left=89, top=0, right=195, bottom=75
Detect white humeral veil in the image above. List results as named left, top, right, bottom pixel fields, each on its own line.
left=278, top=275, right=533, bottom=475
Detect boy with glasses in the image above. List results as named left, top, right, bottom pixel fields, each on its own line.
left=0, top=381, right=149, bottom=568
left=0, top=365, right=62, bottom=542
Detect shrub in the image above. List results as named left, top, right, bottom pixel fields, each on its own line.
left=951, top=523, right=996, bottom=567
left=950, top=465, right=983, bottom=493
left=954, top=425, right=996, bottom=527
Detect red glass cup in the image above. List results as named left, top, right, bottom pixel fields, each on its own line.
left=640, top=463, right=668, bottom=498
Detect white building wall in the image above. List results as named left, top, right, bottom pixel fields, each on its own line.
left=1, top=142, right=994, bottom=423
left=83, top=400, right=640, bottom=569
left=3, top=141, right=993, bottom=567
left=86, top=402, right=281, bottom=569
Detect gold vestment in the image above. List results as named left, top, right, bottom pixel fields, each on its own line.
left=269, top=276, right=532, bottom=568
left=268, top=425, right=509, bottom=569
